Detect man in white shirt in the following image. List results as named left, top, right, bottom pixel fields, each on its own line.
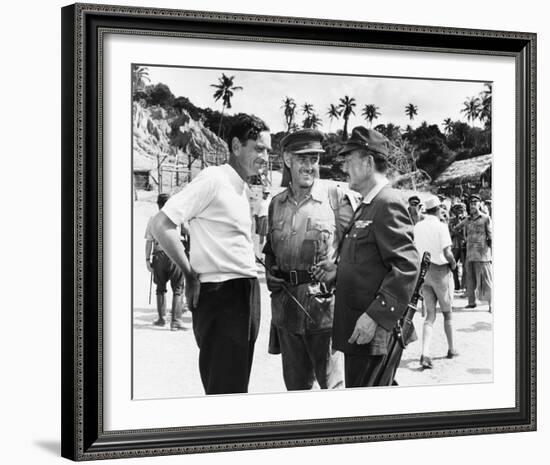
left=414, top=195, right=458, bottom=369
left=253, top=188, right=270, bottom=247
left=150, top=114, right=271, bottom=394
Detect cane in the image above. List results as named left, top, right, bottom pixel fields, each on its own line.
left=148, top=270, right=153, bottom=305
left=255, top=255, right=314, bottom=322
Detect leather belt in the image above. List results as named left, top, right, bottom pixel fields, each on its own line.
left=272, top=269, right=313, bottom=286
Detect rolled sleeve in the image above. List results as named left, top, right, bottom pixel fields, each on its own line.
left=261, top=199, right=275, bottom=259
left=144, top=217, right=154, bottom=240
left=162, top=170, right=217, bottom=225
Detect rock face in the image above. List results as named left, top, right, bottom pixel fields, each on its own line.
left=132, top=102, right=229, bottom=188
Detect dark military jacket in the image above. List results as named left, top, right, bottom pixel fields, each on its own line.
left=333, top=185, right=419, bottom=355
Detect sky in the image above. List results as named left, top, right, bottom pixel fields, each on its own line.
left=143, top=64, right=489, bottom=134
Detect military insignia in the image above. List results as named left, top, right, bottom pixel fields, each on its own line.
left=355, top=220, right=373, bottom=228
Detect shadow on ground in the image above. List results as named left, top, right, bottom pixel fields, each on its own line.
left=467, top=368, right=493, bottom=375
left=457, top=321, right=492, bottom=333
left=451, top=306, right=491, bottom=313
left=133, top=307, right=193, bottom=331
left=399, top=357, right=425, bottom=372
left=34, top=440, right=60, bottom=456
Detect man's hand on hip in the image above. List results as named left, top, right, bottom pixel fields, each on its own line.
left=185, top=271, right=201, bottom=310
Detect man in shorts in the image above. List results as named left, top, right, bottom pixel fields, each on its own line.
left=145, top=193, right=186, bottom=330
left=414, top=195, right=458, bottom=369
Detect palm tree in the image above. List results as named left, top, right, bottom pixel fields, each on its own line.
left=361, top=104, right=381, bottom=128
left=304, top=113, right=323, bottom=129
left=338, top=96, right=357, bottom=140
left=479, top=83, right=492, bottom=129
left=310, top=114, right=322, bottom=129
left=461, top=96, right=481, bottom=125
left=443, top=118, right=453, bottom=135
left=132, top=65, right=150, bottom=91
left=405, top=103, right=418, bottom=121
left=302, top=103, right=314, bottom=118
left=301, top=103, right=315, bottom=128
left=282, top=97, right=297, bottom=132
left=210, top=73, right=243, bottom=136
left=374, top=123, right=401, bottom=141
left=326, top=104, right=341, bottom=131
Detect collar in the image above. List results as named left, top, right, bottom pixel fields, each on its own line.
left=422, top=214, right=440, bottom=222
left=222, top=163, right=248, bottom=192
left=362, top=177, right=389, bottom=205
left=282, top=180, right=324, bottom=203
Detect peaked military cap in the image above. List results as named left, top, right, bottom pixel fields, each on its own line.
left=338, top=126, right=390, bottom=158
left=468, top=194, right=481, bottom=203
left=157, top=193, right=170, bottom=204
left=280, top=129, right=325, bottom=154
left=408, top=195, right=421, bottom=206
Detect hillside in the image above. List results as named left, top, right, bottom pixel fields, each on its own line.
left=132, top=102, right=229, bottom=193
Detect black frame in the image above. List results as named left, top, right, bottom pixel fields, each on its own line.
left=61, top=3, right=536, bottom=460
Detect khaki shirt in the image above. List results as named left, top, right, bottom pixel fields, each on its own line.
left=264, top=181, right=356, bottom=334
left=460, top=213, right=492, bottom=262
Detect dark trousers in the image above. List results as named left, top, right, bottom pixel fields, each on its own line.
left=192, top=278, right=260, bottom=395
left=452, top=247, right=466, bottom=290
left=276, top=328, right=343, bottom=391
left=344, top=354, right=386, bottom=388
left=152, top=251, right=184, bottom=296
left=465, top=261, right=492, bottom=305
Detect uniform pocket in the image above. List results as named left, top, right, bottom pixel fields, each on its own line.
left=270, top=220, right=286, bottom=249
left=368, top=325, right=392, bottom=355
left=303, top=219, right=334, bottom=263
left=349, top=226, right=374, bottom=264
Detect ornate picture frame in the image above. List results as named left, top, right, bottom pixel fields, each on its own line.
left=61, top=3, right=536, bottom=460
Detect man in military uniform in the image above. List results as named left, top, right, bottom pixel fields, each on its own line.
left=449, top=202, right=467, bottom=291
left=263, top=129, right=356, bottom=391
left=460, top=195, right=493, bottom=310
left=314, top=127, right=419, bottom=387
left=407, top=195, right=423, bottom=225
left=144, top=193, right=186, bottom=330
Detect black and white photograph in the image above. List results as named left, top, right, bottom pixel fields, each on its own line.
left=131, top=65, right=494, bottom=399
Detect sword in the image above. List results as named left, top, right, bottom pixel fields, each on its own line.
left=255, top=255, right=314, bottom=322
left=372, top=252, right=431, bottom=386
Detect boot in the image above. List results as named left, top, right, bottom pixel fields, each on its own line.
left=153, top=294, right=166, bottom=326
left=170, top=294, right=188, bottom=330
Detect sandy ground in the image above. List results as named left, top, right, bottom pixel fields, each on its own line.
left=132, top=196, right=493, bottom=399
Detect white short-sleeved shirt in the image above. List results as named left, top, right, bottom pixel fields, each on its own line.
left=413, top=215, right=453, bottom=265
left=254, top=197, right=270, bottom=217
left=162, top=164, right=257, bottom=283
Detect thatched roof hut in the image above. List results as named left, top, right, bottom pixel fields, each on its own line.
left=434, top=154, right=492, bottom=187
left=392, top=169, right=432, bottom=190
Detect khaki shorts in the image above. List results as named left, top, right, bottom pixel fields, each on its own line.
left=422, top=263, right=453, bottom=313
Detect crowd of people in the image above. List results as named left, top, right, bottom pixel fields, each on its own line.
left=143, top=115, right=493, bottom=394
left=407, top=191, right=493, bottom=368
